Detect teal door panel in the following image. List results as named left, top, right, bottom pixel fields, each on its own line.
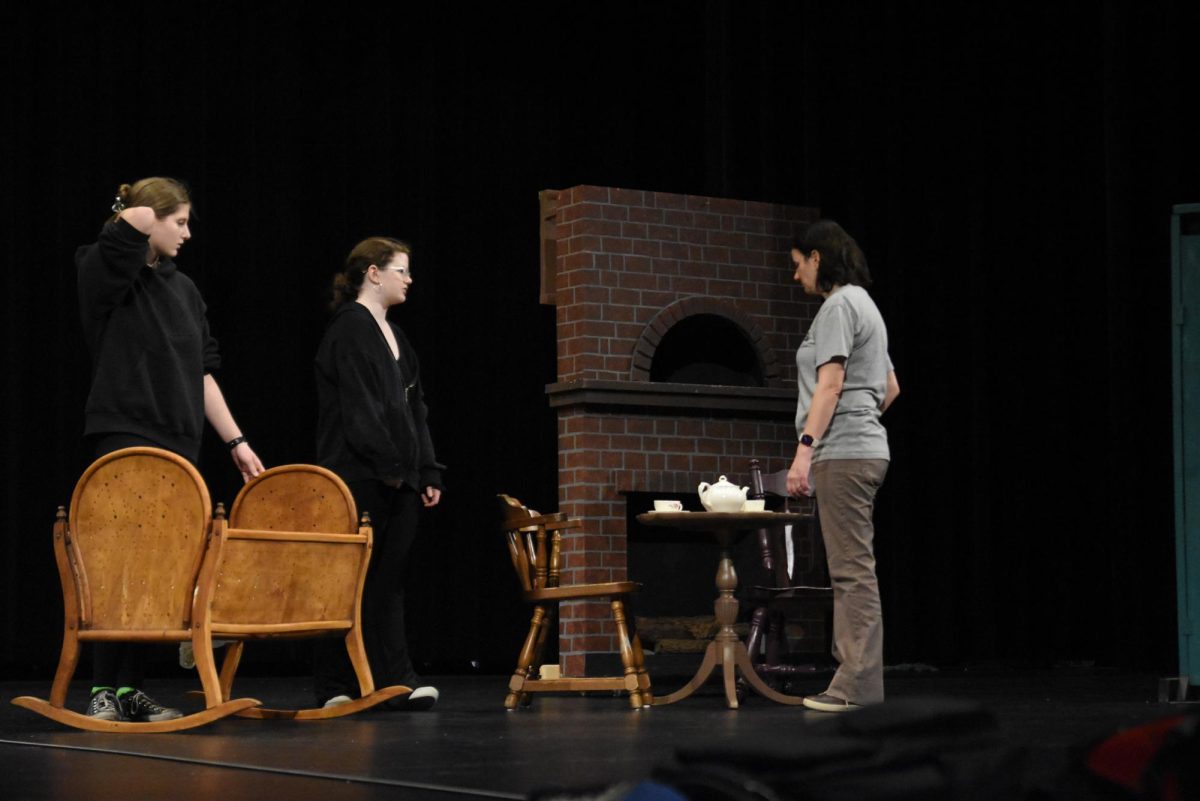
left=1172, top=203, right=1200, bottom=685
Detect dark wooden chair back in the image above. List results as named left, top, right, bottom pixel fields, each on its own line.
left=748, top=458, right=827, bottom=589
left=744, top=458, right=832, bottom=686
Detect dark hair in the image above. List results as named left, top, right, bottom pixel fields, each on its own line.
left=330, top=236, right=412, bottom=309
left=107, top=177, right=191, bottom=224
left=792, top=219, right=872, bottom=291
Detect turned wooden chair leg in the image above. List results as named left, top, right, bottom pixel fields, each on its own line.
left=522, top=608, right=554, bottom=708
left=218, top=641, right=244, bottom=702
left=747, top=607, right=768, bottom=668
left=764, top=610, right=785, bottom=678
left=507, top=605, right=546, bottom=710
left=631, top=632, right=652, bottom=705
left=611, top=600, right=644, bottom=709
left=531, top=607, right=552, bottom=675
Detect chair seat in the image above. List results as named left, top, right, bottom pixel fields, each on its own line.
left=747, top=584, right=833, bottom=598
left=524, top=581, right=640, bottom=602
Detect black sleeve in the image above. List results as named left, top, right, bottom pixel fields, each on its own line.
left=86, top=219, right=151, bottom=313
left=198, top=295, right=221, bottom=373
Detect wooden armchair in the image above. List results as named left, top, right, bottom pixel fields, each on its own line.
left=743, top=458, right=833, bottom=688
left=12, top=448, right=260, bottom=732
left=205, top=464, right=413, bottom=719
left=498, top=494, right=651, bottom=710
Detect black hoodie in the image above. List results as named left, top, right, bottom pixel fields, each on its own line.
left=76, top=218, right=219, bottom=462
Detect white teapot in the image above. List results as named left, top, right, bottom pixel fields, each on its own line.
left=697, top=475, right=749, bottom=512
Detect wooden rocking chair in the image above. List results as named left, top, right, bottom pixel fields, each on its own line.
left=498, top=494, right=651, bottom=710
left=203, top=464, right=414, bottom=719
left=12, top=447, right=260, bottom=732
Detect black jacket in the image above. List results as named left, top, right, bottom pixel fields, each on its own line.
left=315, top=302, right=444, bottom=489
left=76, top=219, right=219, bottom=461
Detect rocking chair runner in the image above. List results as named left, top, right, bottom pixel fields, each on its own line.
left=13, top=449, right=409, bottom=732
left=498, top=494, right=651, bottom=709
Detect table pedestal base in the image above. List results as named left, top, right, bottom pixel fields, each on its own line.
left=654, top=548, right=805, bottom=708
left=653, top=636, right=805, bottom=707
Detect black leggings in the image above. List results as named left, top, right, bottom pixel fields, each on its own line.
left=314, top=480, right=420, bottom=702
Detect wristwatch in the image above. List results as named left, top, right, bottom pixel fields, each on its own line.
left=799, top=433, right=815, bottom=448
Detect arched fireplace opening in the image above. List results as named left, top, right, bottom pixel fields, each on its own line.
left=649, top=314, right=765, bottom=387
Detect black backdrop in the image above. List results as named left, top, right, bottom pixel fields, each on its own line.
left=3, top=2, right=1197, bottom=678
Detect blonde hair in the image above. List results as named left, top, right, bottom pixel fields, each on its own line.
left=107, top=177, right=191, bottom=223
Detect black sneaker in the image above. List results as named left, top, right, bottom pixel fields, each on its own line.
left=86, top=689, right=125, bottom=721
left=120, top=690, right=183, bottom=722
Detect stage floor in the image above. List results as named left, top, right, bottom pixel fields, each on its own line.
left=0, top=661, right=1191, bottom=800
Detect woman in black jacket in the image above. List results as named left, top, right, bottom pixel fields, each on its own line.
left=313, top=236, right=445, bottom=710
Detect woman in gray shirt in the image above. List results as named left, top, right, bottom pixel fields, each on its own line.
left=787, top=220, right=900, bottom=712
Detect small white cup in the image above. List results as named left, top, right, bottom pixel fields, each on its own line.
left=742, top=499, right=766, bottom=512
left=653, top=499, right=684, bottom=512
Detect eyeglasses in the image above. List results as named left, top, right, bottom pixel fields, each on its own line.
left=381, top=265, right=411, bottom=277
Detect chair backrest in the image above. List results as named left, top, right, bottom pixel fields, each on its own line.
left=498, top=494, right=575, bottom=594
left=748, top=458, right=826, bottom=587
left=228, top=464, right=358, bottom=533
left=207, top=465, right=367, bottom=629
left=65, top=447, right=211, bottom=633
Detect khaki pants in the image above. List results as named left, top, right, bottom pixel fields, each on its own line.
left=811, top=458, right=889, bottom=705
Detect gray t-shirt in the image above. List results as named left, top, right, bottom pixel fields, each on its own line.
left=795, top=284, right=892, bottom=462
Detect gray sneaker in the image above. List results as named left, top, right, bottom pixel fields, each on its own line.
left=120, top=690, right=183, bottom=722
left=86, top=689, right=125, bottom=721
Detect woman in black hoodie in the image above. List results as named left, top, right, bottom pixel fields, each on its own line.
left=76, top=176, right=264, bottom=722
left=313, top=236, right=445, bottom=710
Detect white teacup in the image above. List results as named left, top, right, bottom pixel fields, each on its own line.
left=653, top=500, right=684, bottom=512
left=741, top=499, right=766, bottom=512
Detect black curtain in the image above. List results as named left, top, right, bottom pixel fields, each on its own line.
left=2, top=2, right=1196, bottom=677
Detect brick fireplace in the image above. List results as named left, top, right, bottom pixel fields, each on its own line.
left=540, top=185, right=820, bottom=676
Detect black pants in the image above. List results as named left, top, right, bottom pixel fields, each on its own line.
left=314, top=480, right=421, bottom=703
left=89, top=432, right=174, bottom=689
